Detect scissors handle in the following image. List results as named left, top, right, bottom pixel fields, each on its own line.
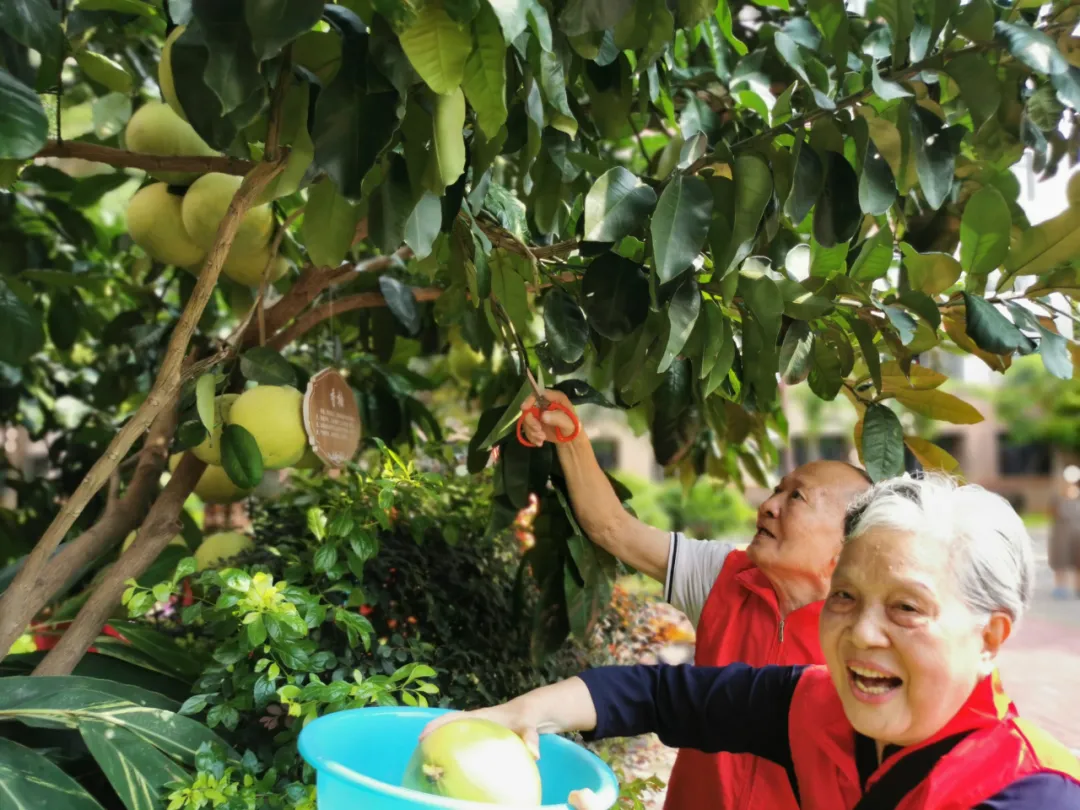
left=516, top=401, right=582, bottom=447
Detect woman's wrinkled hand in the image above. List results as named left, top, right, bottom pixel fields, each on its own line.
left=567, top=788, right=608, bottom=809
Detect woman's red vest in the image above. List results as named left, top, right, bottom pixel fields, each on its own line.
left=788, top=666, right=1080, bottom=809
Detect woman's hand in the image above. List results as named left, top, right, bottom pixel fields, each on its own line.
left=519, top=390, right=579, bottom=448
left=419, top=700, right=541, bottom=759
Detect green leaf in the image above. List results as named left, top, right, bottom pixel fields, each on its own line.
left=777, top=278, right=834, bottom=319
left=850, top=230, right=895, bottom=282
left=946, top=52, right=1001, bottom=128
left=862, top=403, right=905, bottom=482
left=870, top=59, right=911, bottom=101
left=785, top=139, right=824, bottom=224
left=244, top=0, right=324, bottom=61
left=883, top=304, right=918, bottom=345
left=1036, top=325, right=1074, bottom=380
left=962, top=293, right=1035, bottom=355
left=582, top=253, right=650, bottom=341
left=75, top=49, right=134, bottom=94
left=558, top=0, right=634, bottom=36
left=900, top=244, right=961, bottom=296
left=658, top=277, right=701, bottom=374
left=241, top=347, right=297, bottom=386
left=956, top=0, right=993, bottom=42
left=379, top=275, right=422, bottom=335
left=47, top=292, right=80, bottom=351
left=312, top=21, right=400, bottom=200
left=892, top=388, right=983, bottom=424
left=583, top=167, right=658, bottom=243
left=433, top=86, right=467, bottom=190
left=739, top=269, right=784, bottom=348
left=859, top=136, right=898, bottom=215
left=0, top=0, right=62, bottom=61
left=544, top=288, right=588, bottom=364
left=808, top=335, right=844, bottom=400
left=501, top=438, right=550, bottom=509
left=875, top=0, right=914, bottom=58
left=651, top=174, right=713, bottom=284
left=698, top=301, right=730, bottom=380
left=715, top=0, right=748, bottom=55
left=369, top=154, right=413, bottom=252
left=959, top=186, right=1011, bottom=275
left=404, top=192, right=442, bottom=260
left=221, top=424, right=264, bottom=489
left=0, top=738, right=106, bottom=810
left=480, top=378, right=533, bottom=450
left=80, top=720, right=187, bottom=810
left=813, top=151, right=862, bottom=248
left=1003, top=209, right=1080, bottom=281
left=722, top=154, right=773, bottom=273
left=847, top=315, right=882, bottom=393
left=400, top=4, right=473, bottom=94
left=463, top=2, right=508, bottom=138
left=0, top=68, right=49, bottom=160
left=809, top=0, right=849, bottom=76
left=0, top=280, right=45, bottom=365
left=492, top=253, right=529, bottom=330
left=994, top=22, right=1069, bottom=77
left=910, top=106, right=963, bottom=211
left=905, top=436, right=961, bottom=473
left=779, top=320, right=813, bottom=384
left=486, top=0, right=529, bottom=41
left=468, top=407, right=502, bottom=472
left=313, top=544, right=338, bottom=574
left=303, top=178, right=362, bottom=268
left=195, top=373, right=216, bottom=434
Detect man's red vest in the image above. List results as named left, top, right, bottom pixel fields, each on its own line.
left=787, top=666, right=1080, bottom=809
left=663, top=550, right=825, bottom=810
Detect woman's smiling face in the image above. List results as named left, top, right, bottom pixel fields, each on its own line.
left=819, top=526, right=999, bottom=748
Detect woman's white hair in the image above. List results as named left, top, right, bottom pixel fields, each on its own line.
left=843, top=472, right=1035, bottom=623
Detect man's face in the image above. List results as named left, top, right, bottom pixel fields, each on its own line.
left=746, top=461, right=870, bottom=582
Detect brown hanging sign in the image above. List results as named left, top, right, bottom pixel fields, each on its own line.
left=302, top=368, right=362, bottom=467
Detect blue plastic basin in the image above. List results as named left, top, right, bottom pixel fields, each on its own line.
left=298, top=707, right=619, bottom=810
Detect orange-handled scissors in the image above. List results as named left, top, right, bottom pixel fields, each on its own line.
left=516, top=365, right=581, bottom=447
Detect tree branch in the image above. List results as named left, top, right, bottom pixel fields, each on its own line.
left=264, top=47, right=292, bottom=164
left=0, top=160, right=283, bottom=666
left=33, top=453, right=205, bottom=676
left=0, top=404, right=179, bottom=660
left=35, top=141, right=256, bottom=176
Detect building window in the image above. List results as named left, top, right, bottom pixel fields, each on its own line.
left=792, top=437, right=810, bottom=468
left=997, top=434, right=1051, bottom=477
left=819, top=435, right=849, bottom=462
left=592, top=439, right=618, bottom=471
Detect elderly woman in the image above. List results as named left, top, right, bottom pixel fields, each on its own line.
left=423, top=475, right=1080, bottom=809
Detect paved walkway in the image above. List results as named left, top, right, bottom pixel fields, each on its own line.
left=996, top=527, right=1080, bottom=754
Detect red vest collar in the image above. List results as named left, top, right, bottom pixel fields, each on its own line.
left=867, top=671, right=1015, bottom=786
left=733, top=558, right=824, bottom=623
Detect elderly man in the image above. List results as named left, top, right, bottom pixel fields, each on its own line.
left=518, top=391, right=872, bottom=810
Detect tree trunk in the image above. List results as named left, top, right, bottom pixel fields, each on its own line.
left=32, top=453, right=206, bottom=676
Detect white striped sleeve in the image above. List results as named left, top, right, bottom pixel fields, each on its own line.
left=664, top=533, right=735, bottom=628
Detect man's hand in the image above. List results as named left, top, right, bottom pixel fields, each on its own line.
left=519, top=390, right=579, bottom=447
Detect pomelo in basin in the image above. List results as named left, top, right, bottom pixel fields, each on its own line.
left=401, top=718, right=542, bottom=804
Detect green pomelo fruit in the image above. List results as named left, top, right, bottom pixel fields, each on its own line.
left=126, top=183, right=207, bottom=267
left=124, top=101, right=217, bottom=184
left=194, top=531, right=254, bottom=571
left=401, top=718, right=542, bottom=805
left=192, top=393, right=239, bottom=466
left=181, top=172, right=275, bottom=252
left=169, top=454, right=253, bottom=504
left=227, top=385, right=307, bottom=470
left=158, top=26, right=186, bottom=120
left=222, top=250, right=289, bottom=288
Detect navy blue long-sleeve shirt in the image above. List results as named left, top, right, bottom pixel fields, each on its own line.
left=577, top=664, right=1080, bottom=809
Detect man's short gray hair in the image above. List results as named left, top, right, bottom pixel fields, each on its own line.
left=843, top=473, right=1035, bottom=623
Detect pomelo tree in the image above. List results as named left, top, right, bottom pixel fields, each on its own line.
left=1, top=0, right=1080, bottom=799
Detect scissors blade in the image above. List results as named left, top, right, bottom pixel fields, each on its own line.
left=525, top=366, right=545, bottom=398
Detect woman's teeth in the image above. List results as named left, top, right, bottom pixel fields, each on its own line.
left=849, top=665, right=902, bottom=694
